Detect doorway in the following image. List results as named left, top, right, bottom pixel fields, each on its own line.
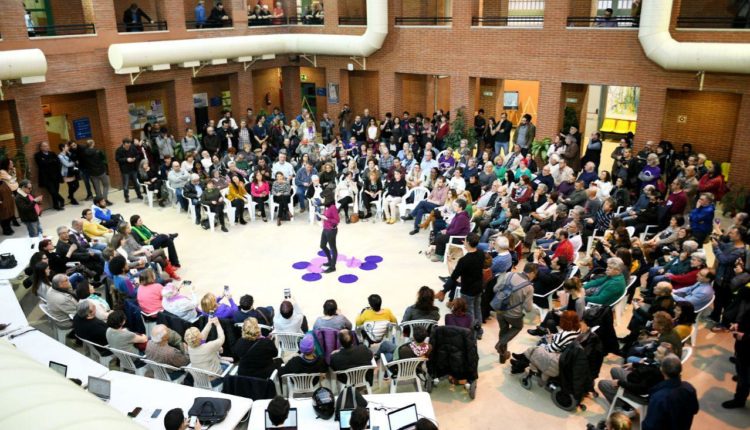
left=301, top=82, right=317, bottom=122
left=194, top=107, right=209, bottom=136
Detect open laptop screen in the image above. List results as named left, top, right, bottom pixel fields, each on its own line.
left=48, top=361, right=67, bottom=377
left=387, top=404, right=418, bottom=430
left=87, top=376, right=111, bottom=401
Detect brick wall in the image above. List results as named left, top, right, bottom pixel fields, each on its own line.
left=114, top=0, right=162, bottom=24
left=678, top=0, right=732, bottom=18
left=48, top=0, right=87, bottom=26
left=253, top=67, right=283, bottom=115
left=662, top=90, right=741, bottom=164
left=338, top=0, right=366, bottom=18
left=39, top=92, right=104, bottom=148
left=126, top=83, right=171, bottom=138
left=0, top=102, right=15, bottom=142
left=348, top=71, right=379, bottom=118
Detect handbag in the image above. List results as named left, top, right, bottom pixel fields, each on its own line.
left=349, top=213, right=359, bottom=223
left=0, top=253, right=17, bottom=269
left=188, top=397, right=231, bottom=425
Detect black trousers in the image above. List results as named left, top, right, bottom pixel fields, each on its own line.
left=231, top=199, right=245, bottom=220
left=734, top=356, right=750, bottom=403
left=338, top=196, right=353, bottom=217
left=274, top=195, right=291, bottom=220
left=43, top=182, right=65, bottom=209
left=150, top=234, right=179, bottom=266
left=206, top=202, right=226, bottom=227
left=252, top=196, right=267, bottom=218
left=320, top=228, right=338, bottom=268
left=65, top=179, right=80, bottom=201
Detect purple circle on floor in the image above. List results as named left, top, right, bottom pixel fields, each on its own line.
left=338, top=274, right=358, bottom=284
left=317, top=250, right=327, bottom=257
left=307, top=265, right=323, bottom=274
left=364, top=255, right=384, bottom=263
left=302, top=273, right=323, bottom=282
left=292, top=261, right=310, bottom=270
left=360, top=262, right=378, bottom=271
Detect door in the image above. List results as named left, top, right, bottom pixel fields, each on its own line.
left=194, top=107, right=209, bottom=137
left=301, top=83, right=318, bottom=122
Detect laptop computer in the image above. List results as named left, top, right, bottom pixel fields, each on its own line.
left=87, top=376, right=111, bottom=402
left=48, top=361, right=67, bottom=377
left=387, top=404, right=418, bottom=430
left=265, top=407, right=297, bottom=429
left=339, top=408, right=370, bottom=430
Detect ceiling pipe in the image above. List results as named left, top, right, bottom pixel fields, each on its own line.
left=638, top=0, right=750, bottom=74
left=108, top=0, right=388, bottom=74
left=0, top=49, right=47, bottom=83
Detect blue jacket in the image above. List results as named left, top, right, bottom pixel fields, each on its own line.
left=689, top=204, right=714, bottom=234
left=93, top=206, right=112, bottom=222
left=294, top=167, right=318, bottom=187
left=195, top=4, right=206, bottom=23
left=713, top=241, right=747, bottom=283
left=642, top=378, right=699, bottom=430
left=673, top=281, right=713, bottom=311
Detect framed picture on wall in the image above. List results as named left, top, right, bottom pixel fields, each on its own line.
left=193, top=93, right=208, bottom=108
left=328, top=83, right=339, bottom=104
left=503, top=91, right=519, bottom=110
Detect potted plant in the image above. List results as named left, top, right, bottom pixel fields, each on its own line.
left=444, top=106, right=477, bottom=150
left=530, top=137, right=552, bottom=169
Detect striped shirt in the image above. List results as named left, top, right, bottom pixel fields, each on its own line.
left=545, top=329, right=580, bottom=353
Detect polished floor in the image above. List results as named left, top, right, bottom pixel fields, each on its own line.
left=9, top=188, right=749, bottom=430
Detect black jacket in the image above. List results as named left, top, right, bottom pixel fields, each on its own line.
left=533, top=268, right=566, bottom=308
left=428, top=325, right=478, bottom=381
left=73, top=315, right=108, bottom=347
left=621, top=362, right=664, bottom=396
left=558, top=340, right=592, bottom=402
left=449, top=250, right=485, bottom=297
left=203, top=133, right=221, bottom=154
left=222, top=374, right=276, bottom=400
left=80, top=147, right=108, bottom=176
left=122, top=7, right=152, bottom=30
left=15, top=192, right=39, bottom=222
left=183, top=182, right=202, bottom=201
left=115, top=145, right=141, bottom=174
left=233, top=338, right=279, bottom=379
left=34, top=151, right=62, bottom=187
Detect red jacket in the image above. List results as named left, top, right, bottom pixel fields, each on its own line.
left=698, top=174, right=727, bottom=201
left=552, top=239, right=575, bottom=263
left=667, top=268, right=699, bottom=290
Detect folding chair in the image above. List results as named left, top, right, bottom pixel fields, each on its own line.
left=281, top=373, right=326, bottom=398
left=398, top=187, right=429, bottom=222
left=273, top=332, right=305, bottom=361
left=182, top=362, right=235, bottom=392
left=38, top=302, right=71, bottom=344
left=77, top=336, right=115, bottom=367
left=333, top=358, right=377, bottom=395
left=380, top=355, right=428, bottom=394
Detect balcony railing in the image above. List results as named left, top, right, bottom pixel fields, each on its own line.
left=117, top=21, right=168, bottom=32
left=676, top=16, right=750, bottom=29
left=339, top=16, right=366, bottom=25
left=288, top=16, right=324, bottom=25
left=567, top=16, right=638, bottom=28
left=29, top=23, right=96, bottom=37
left=471, top=16, right=544, bottom=27
left=395, top=17, right=452, bottom=26
left=186, top=18, right=233, bottom=29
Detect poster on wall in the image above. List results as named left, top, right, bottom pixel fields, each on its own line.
left=503, top=91, right=519, bottom=110
left=72, top=117, right=92, bottom=140
left=193, top=93, right=208, bottom=108
left=128, top=99, right=168, bottom=130
left=605, top=86, right=640, bottom=121
left=327, top=83, right=339, bottom=104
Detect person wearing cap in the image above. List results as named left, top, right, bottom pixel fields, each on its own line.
left=162, top=282, right=199, bottom=322
left=233, top=317, right=280, bottom=378
left=279, top=333, right=327, bottom=378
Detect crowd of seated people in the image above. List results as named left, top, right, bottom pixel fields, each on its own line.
left=18, top=104, right=750, bottom=428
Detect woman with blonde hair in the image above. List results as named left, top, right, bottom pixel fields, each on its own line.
left=184, top=317, right=231, bottom=377
left=199, top=290, right=238, bottom=319
left=232, top=317, right=280, bottom=378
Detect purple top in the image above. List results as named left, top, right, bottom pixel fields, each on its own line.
left=323, top=204, right=340, bottom=230
left=445, top=211, right=471, bottom=236
left=438, top=155, right=455, bottom=171
left=445, top=313, right=473, bottom=329
left=640, top=165, right=661, bottom=188
left=200, top=296, right=238, bottom=319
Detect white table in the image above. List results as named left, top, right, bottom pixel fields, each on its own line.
left=248, top=392, right=436, bottom=430
left=104, top=371, right=254, bottom=430
left=9, top=329, right=109, bottom=382
left=0, top=280, right=28, bottom=331
left=0, top=237, right=40, bottom=280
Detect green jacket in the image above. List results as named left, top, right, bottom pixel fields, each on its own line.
left=200, top=187, right=222, bottom=205
left=584, top=274, right=626, bottom=306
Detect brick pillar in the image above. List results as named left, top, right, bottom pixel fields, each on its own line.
left=282, top=66, right=302, bottom=117
left=13, top=97, right=47, bottom=188
left=537, top=80, right=563, bottom=139
left=544, top=0, right=569, bottom=29
left=324, top=0, right=339, bottom=30
left=163, top=0, right=187, bottom=31
left=91, top=0, right=117, bottom=35
left=451, top=0, right=472, bottom=28
left=96, top=86, right=130, bottom=187
left=229, top=0, right=246, bottom=28
left=729, top=94, right=750, bottom=188
left=172, top=76, right=195, bottom=141
left=379, top=70, right=396, bottom=119
left=282, top=0, right=297, bottom=21
left=0, top=2, right=28, bottom=41
left=229, top=71, right=254, bottom=123
left=325, top=67, right=342, bottom=120
left=393, top=73, right=403, bottom=115
left=449, top=73, right=470, bottom=123
left=636, top=85, right=667, bottom=149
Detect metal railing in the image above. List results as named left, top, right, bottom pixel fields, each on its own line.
left=395, top=17, right=452, bottom=26
left=676, top=16, right=750, bottom=29
left=186, top=18, right=233, bottom=29
left=117, top=21, right=168, bottom=32
left=566, top=16, right=638, bottom=28
left=471, top=16, right=544, bottom=27
left=287, top=16, right=324, bottom=25
left=339, top=16, right=366, bottom=25
left=29, top=23, right=96, bottom=37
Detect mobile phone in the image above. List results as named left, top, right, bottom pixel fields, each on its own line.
left=128, top=407, right=142, bottom=418
left=183, top=280, right=192, bottom=287
left=224, top=285, right=230, bottom=294
left=189, top=416, right=197, bottom=427
left=151, top=409, right=162, bottom=419
left=284, top=288, right=291, bottom=299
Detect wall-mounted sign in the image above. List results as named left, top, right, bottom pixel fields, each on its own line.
left=482, top=91, right=494, bottom=97
left=300, top=74, right=308, bottom=81
left=72, top=117, right=92, bottom=140
left=327, top=83, right=339, bottom=104
left=565, top=98, right=578, bottom=103
left=316, top=87, right=326, bottom=97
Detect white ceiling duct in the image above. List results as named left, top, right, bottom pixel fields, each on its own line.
left=0, top=340, right=141, bottom=429
left=0, top=49, right=47, bottom=83
left=638, top=0, right=750, bottom=74
left=108, top=0, right=388, bottom=74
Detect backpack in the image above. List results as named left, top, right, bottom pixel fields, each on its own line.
left=490, top=273, right=532, bottom=312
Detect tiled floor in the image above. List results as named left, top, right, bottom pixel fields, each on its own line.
left=9, top=189, right=749, bottom=429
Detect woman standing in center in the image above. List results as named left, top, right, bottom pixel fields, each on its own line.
left=317, top=195, right=340, bottom=274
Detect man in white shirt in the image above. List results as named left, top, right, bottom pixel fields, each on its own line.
left=420, top=150, right=439, bottom=172
left=273, top=298, right=307, bottom=333
left=216, top=110, right=237, bottom=129
left=271, top=152, right=295, bottom=180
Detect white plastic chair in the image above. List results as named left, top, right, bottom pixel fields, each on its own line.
left=611, top=284, right=630, bottom=326
left=109, top=347, right=148, bottom=376
left=333, top=358, right=377, bottom=395
left=398, top=320, right=437, bottom=342
left=200, top=203, right=219, bottom=232
left=639, top=225, right=659, bottom=241
left=681, top=346, right=692, bottom=364
left=359, top=188, right=384, bottom=221
left=691, top=296, right=715, bottom=346
left=164, top=183, right=180, bottom=210
left=625, top=226, right=635, bottom=238
left=77, top=336, right=115, bottom=367
left=585, top=228, right=606, bottom=254
left=39, top=302, right=71, bottom=343
left=606, top=386, right=648, bottom=427
left=398, top=187, right=429, bottom=222
left=136, top=179, right=155, bottom=208
left=143, top=358, right=186, bottom=384
left=533, top=280, right=566, bottom=322
left=182, top=362, right=234, bottom=392
left=220, top=188, right=237, bottom=226
left=357, top=321, right=394, bottom=347
left=281, top=373, right=325, bottom=398
left=140, top=310, right=159, bottom=337
left=273, top=332, right=305, bottom=360
left=380, top=354, right=428, bottom=394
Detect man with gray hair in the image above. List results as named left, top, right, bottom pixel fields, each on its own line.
left=643, top=240, right=699, bottom=294
left=72, top=300, right=108, bottom=348
left=584, top=257, right=626, bottom=306
left=641, top=353, right=699, bottom=430
left=14, top=179, right=43, bottom=237
left=46, top=274, right=78, bottom=330
left=182, top=173, right=204, bottom=225
left=145, top=324, right=190, bottom=369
